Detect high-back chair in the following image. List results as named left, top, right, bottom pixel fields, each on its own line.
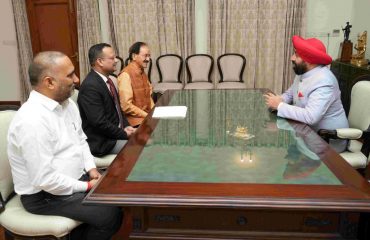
left=184, top=54, right=214, bottom=89
left=111, top=56, right=124, bottom=78
left=0, top=107, right=82, bottom=239
left=217, top=53, right=247, bottom=89
left=124, top=57, right=152, bottom=83
left=318, top=77, right=370, bottom=169
left=153, top=54, right=183, bottom=94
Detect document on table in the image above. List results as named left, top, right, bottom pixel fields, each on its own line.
left=152, top=106, right=187, bottom=119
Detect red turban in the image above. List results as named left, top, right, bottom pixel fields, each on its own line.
left=292, top=35, right=332, bottom=65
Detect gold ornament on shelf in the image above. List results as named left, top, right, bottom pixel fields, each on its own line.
left=350, top=31, right=368, bottom=67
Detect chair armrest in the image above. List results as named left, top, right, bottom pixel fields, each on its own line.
left=336, top=128, right=363, bottom=139
left=318, top=128, right=364, bottom=141
left=317, top=129, right=338, bottom=142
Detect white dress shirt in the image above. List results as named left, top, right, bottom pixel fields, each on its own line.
left=7, top=90, right=96, bottom=195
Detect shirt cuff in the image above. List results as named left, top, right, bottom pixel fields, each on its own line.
left=74, top=181, right=89, bottom=193
left=277, top=102, right=284, bottom=111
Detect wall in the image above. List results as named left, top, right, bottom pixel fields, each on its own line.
left=305, top=0, right=354, bottom=60
left=195, top=0, right=208, bottom=54
left=351, top=0, right=370, bottom=60
left=0, top=0, right=20, bottom=101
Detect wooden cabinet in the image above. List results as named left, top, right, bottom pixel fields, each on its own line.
left=330, top=61, right=370, bottom=115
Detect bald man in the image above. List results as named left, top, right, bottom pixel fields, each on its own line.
left=7, top=51, right=122, bottom=240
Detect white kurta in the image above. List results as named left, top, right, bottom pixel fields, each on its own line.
left=277, top=66, right=348, bottom=152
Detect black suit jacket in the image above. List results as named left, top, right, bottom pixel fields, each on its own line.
left=78, top=70, right=129, bottom=156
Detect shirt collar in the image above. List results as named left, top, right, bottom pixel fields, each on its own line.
left=29, top=90, right=63, bottom=111
left=301, top=66, right=324, bottom=80
left=94, top=70, right=109, bottom=83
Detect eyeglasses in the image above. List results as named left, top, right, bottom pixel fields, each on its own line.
left=138, top=54, right=151, bottom=59
left=100, top=56, right=117, bottom=61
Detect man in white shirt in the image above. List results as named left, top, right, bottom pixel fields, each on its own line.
left=7, top=51, right=122, bottom=240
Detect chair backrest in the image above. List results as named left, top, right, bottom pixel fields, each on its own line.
left=156, top=54, right=183, bottom=83
left=124, top=57, right=152, bottom=83
left=0, top=108, right=18, bottom=205
left=348, top=79, right=370, bottom=130
left=124, top=57, right=131, bottom=67
left=217, top=53, right=246, bottom=83
left=185, top=54, right=213, bottom=83
left=111, top=56, right=124, bottom=77
left=70, top=89, right=79, bottom=104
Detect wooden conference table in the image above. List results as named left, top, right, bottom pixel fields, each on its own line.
left=84, top=89, right=370, bottom=239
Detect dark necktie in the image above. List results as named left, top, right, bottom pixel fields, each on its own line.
left=107, top=78, right=124, bottom=128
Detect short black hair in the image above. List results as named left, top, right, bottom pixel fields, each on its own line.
left=88, top=43, right=112, bottom=66
left=28, top=51, right=66, bottom=86
left=129, top=42, right=147, bottom=60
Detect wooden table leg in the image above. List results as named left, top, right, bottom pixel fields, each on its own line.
left=113, top=207, right=132, bottom=240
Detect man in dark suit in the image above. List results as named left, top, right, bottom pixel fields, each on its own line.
left=78, top=43, right=135, bottom=156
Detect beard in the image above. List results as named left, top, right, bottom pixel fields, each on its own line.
left=292, top=61, right=308, bottom=75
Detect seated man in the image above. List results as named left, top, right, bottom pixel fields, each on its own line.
left=78, top=43, right=135, bottom=156
left=118, top=42, right=155, bottom=127
left=264, top=35, right=348, bottom=152
left=7, top=51, right=122, bottom=240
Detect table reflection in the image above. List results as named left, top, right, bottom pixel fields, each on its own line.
left=127, top=90, right=341, bottom=185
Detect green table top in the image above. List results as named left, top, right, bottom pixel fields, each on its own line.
left=127, top=90, right=341, bottom=185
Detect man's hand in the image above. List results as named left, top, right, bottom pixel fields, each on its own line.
left=88, top=168, right=101, bottom=180
left=88, top=178, right=99, bottom=188
left=124, top=126, right=136, bottom=137
left=264, top=93, right=283, bottom=110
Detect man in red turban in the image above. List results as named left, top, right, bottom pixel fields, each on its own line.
left=264, top=35, right=348, bottom=152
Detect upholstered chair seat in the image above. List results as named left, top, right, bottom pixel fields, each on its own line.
left=217, top=82, right=246, bottom=89
left=154, top=82, right=184, bottom=93
left=94, top=154, right=116, bottom=168
left=184, top=82, right=214, bottom=89
left=0, top=195, right=81, bottom=238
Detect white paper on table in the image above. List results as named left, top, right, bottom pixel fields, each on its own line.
left=152, top=106, right=187, bottom=119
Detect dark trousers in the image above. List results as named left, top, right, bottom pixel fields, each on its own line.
left=20, top=178, right=122, bottom=240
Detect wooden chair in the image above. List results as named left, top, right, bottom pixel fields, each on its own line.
left=153, top=54, right=183, bottom=94
left=216, top=53, right=246, bottom=89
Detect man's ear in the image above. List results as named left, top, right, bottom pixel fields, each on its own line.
left=43, top=76, right=56, bottom=90
left=132, top=53, right=137, bottom=61
left=96, top=58, right=104, bottom=67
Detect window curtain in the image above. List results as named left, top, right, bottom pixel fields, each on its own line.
left=208, top=0, right=306, bottom=94
left=11, top=0, right=33, bottom=103
left=76, top=0, right=102, bottom=80
left=108, top=0, right=195, bottom=84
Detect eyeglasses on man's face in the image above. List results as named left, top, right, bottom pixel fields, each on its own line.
left=100, top=56, right=117, bottom=61
left=138, top=54, right=151, bottom=59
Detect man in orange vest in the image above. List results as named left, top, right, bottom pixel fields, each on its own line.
left=118, top=42, right=154, bottom=127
